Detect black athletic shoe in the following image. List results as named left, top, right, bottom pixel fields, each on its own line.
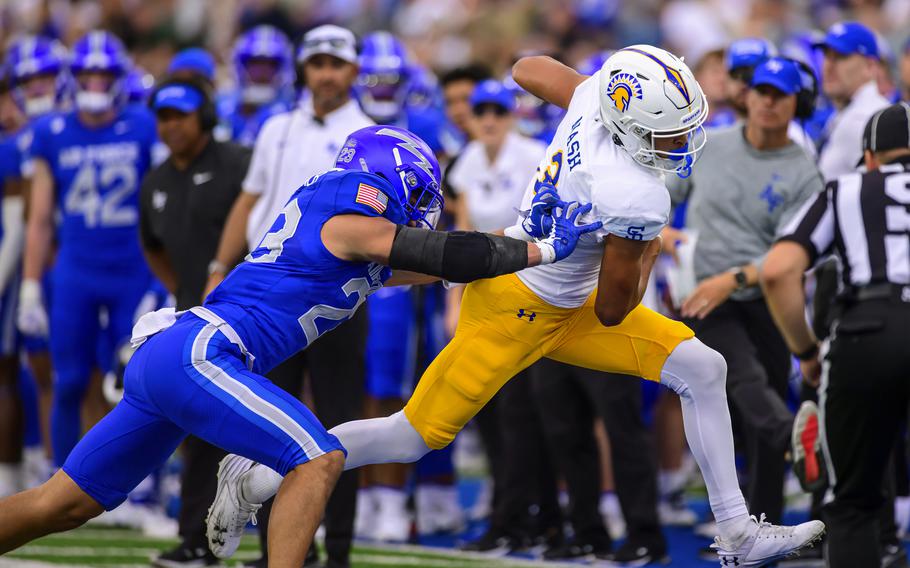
left=600, top=541, right=670, bottom=566
left=459, top=529, right=518, bottom=555
left=151, top=545, right=220, bottom=567
left=242, top=544, right=320, bottom=568
left=542, top=539, right=610, bottom=561
left=882, top=544, right=910, bottom=568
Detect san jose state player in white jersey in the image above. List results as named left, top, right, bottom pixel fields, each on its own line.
left=0, top=124, right=596, bottom=567
left=17, top=32, right=157, bottom=468
left=212, top=46, right=828, bottom=567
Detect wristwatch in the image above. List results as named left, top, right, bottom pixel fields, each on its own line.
left=731, top=267, right=748, bottom=290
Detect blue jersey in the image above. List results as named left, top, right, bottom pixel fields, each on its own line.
left=30, top=106, right=157, bottom=268
left=0, top=134, right=23, bottom=243
left=204, top=169, right=407, bottom=373
left=216, top=92, right=293, bottom=147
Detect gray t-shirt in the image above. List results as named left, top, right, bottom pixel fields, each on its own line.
left=667, top=125, right=824, bottom=300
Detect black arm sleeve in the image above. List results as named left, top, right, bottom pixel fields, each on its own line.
left=388, top=226, right=529, bottom=283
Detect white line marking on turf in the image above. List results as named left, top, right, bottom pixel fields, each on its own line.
left=355, top=542, right=582, bottom=567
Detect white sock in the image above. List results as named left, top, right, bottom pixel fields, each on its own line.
left=373, top=486, right=408, bottom=515
left=329, top=410, right=431, bottom=471
left=240, top=464, right=283, bottom=504
left=0, top=463, right=21, bottom=497
left=660, top=338, right=750, bottom=541
left=717, top=514, right=756, bottom=544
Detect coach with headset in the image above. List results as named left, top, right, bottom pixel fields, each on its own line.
left=664, top=57, right=824, bottom=534
left=139, top=75, right=252, bottom=567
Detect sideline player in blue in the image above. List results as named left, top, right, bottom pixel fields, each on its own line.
left=4, top=34, right=72, bottom=482
left=17, top=31, right=157, bottom=468
left=218, top=25, right=296, bottom=147
left=0, top=124, right=598, bottom=567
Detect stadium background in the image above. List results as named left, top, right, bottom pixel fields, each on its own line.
left=1, top=0, right=909, bottom=567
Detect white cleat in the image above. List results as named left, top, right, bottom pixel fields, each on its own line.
left=415, top=485, right=465, bottom=535
left=711, top=514, right=825, bottom=567
left=206, top=455, right=262, bottom=559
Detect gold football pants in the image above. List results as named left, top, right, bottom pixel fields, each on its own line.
left=403, top=273, right=694, bottom=449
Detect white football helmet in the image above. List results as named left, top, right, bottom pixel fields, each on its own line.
left=597, top=45, right=708, bottom=178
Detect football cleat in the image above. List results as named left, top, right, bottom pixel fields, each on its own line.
left=792, top=401, right=828, bottom=493
left=206, top=455, right=261, bottom=559
left=711, top=514, right=825, bottom=567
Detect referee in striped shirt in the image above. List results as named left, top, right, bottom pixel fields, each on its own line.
left=761, top=102, right=910, bottom=567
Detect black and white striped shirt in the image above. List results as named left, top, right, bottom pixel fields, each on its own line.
left=778, top=155, right=910, bottom=287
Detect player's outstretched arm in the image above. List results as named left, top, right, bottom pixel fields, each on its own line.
left=512, top=56, right=587, bottom=110
left=594, top=234, right=661, bottom=327
left=322, top=205, right=600, bottom=283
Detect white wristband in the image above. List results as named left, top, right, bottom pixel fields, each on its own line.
left=536, top=242, right=556, bottom=265
left=503, top=224, right=533, bottom=242
left=20, top=279, right=42, bottom=304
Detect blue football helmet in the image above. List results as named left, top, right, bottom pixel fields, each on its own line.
left=125, top=66, right=154, bottom=104
left=70, top=31, right=130, bottom=114
left=576, top=50, right=615, bottom=76
left=405, top=64, right=441, bottom=111
left=726, top=37, right=777, bottom=77
left=334, top=125, right=443, bottom=230
left=232, top=25, right=294, bottom=106
left=4, top=35, right=69, bottom=117
left=502, top=74, right=564, bottom=142
left=356, top=32, right=412, bottom=123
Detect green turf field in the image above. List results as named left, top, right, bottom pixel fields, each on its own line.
left=0, top=526, right=565, bottom=568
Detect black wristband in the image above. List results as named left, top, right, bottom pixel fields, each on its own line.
left=795, top=343, right=819, bottom=361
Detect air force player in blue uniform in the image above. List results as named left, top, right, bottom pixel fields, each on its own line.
left=18, top=32, right=157, bottom=467
left=0, top=124, right=598, bottom=566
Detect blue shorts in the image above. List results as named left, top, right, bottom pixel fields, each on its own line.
left=365, top=288, right=416, bottom=400
left=62, top=311, right=344, bottom=510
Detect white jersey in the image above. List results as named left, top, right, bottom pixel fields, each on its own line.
left=516, top=72, right=670, bottom=308
left=448, top=132, right=546, bottom=232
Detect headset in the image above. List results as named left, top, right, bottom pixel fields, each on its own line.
left=148, top=74, right=218, bottom=131
left=787, top=57, right=819, bottom=121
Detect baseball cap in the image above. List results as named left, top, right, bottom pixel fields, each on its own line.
left=862, top=102, right=910, bottom=153
left=751, top=57, right=802, bottom=95
left=819, top=21, right=879, bottom=59
left=470, top=80, right=515, bottom=112
left=298, top=25, right=358, bottom=65
left=168, top=48, right=216, bottom=82
left=726, top=37, right=776, bottom=71
left=152, top=84, right=204, bottom=113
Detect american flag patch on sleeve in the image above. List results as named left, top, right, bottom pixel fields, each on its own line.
left=355, top=183, right=389, bottom=214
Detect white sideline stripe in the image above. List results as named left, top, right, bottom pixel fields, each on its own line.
left=190, top=323, right=323, bottom=459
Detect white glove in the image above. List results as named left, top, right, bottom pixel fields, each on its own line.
left=17, top=279, right=49, bottom=338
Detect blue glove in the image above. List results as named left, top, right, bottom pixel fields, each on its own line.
left=520, top=182, right=566, bottom=239
left=537, top=202, right=602, bottom=264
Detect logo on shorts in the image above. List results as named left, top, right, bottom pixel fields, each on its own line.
left=516, top=309, right=536, bottom=322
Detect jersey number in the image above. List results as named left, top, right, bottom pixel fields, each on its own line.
left=247, top=200, right=302, bottom=264
left=538, top=151, right=563, bottom=187
left=298, top=277, right=371, bottom=346
left=245, top=198, right=373, bottom=346
left=64, top=163, right=137, bottom=228
left=884, top=173, right=910, bottom=281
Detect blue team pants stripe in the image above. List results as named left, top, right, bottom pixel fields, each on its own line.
left=189, top=323, right=326, bottom=460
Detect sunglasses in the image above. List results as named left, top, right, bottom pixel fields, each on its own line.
left=302, top=38, right=351, bottom=50
left=473, top=103, right=509, bottom=117
left=729, top=66, right=754, bottom=84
